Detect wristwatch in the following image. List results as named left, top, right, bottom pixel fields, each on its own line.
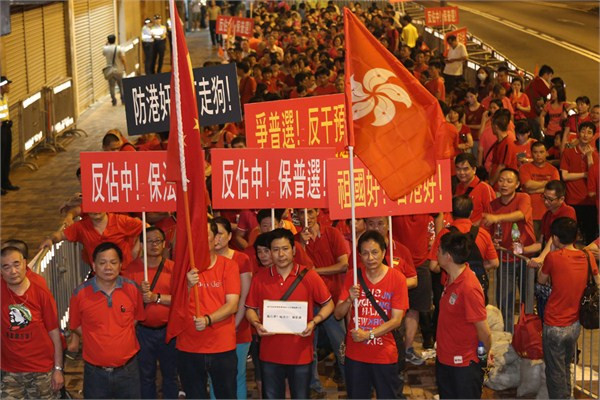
left=369, top=331, right=375, bottom=340
left=54, top=365, right=63, bottom=372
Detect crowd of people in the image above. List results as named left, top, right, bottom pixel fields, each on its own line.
left=2, top=1, right=600, bottom=399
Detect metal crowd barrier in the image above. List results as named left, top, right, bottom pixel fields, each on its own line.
left=575, top=328, right=599, bottom=398
left=29, top=241, right=90, bottom=331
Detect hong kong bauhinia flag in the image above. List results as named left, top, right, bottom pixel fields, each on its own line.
left=165, top=5, right=210, bottom=342
left=344, top=8, right=452, bottom=200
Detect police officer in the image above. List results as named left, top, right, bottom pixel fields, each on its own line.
left=151, top=15, right=167, bottom=74
left=0, top=76, right=18, bottom=196
left=141, top=18, right=154, bottom=75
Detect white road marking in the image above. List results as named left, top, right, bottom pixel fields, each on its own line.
left=453, top=3, right=600, bottom=63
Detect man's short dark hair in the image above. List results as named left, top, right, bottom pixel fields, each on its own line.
left=268, top=228, right=295, bottom=249
left=237, top=61, right=250, bottom=74
left=446, top=35, right=457, bottom=43
left=492, top=109, right=511, bottom=132
left=515, top=120, right=531, bottom=136
left=538, top=65, right=554, bottom=77
left=545, top=180, right=566, bottom=198
left=401, top=15, right=412, bottom=23
left=230, top=136, right=246, bottom=147
left=578, top=121, right=596, bottom=134
left=1, top=245, right=25, bottom=259
left=439, top=231, right=471, bottom=264
left=497, top=65, right=509, bottom=74
left=315, top=67, right=330, bottom=79
left=452, top=195, right=473, bottom=219
left=455, top=152, right=477, bottom=168
left=2, top=239, right=28, bottom=259
left=575, top=95, right=591, bottom=105
left=499, top=167, right=520, bottom=182
left=257, top=209, right=284, bottom=224
left=428, top=61, right=443, bottom=70
left=107, top=34, right=116, bottom=44
left=102, top=133, right=120, bottom=147
left=531, top=141, right=546, bottom=152
left=212, top=216, right=232, bottom=234
left=357, top=230, right=387, bottom=255
left=550, top=217, right=577, bottom=245
left=93, top=242, right=123, bottom=262
left=141, top=226, right=165, bottom=242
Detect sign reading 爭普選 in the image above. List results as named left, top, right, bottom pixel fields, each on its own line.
left=211, top=148, right=335, bottom=209
left=80, top=151, right=176, bottom=212
left=326, top=158, right=452, bottom=220
left=244, top=94, right=348, bottom=158
left=123, top=63, right=241, bottom=135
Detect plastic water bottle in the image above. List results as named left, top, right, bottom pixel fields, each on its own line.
left=511, top=223, right=523, bottom=255
left=477, top=341, right=487, bottom=368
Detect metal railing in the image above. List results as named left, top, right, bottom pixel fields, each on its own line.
left=29, top=241, right=90, bottom=331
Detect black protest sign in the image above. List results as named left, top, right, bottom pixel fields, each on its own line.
left=123, top=63, right=242, bottom=135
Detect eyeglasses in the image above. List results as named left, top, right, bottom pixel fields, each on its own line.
left=147, top=239, right=164, bottom=245
left=541, top=194, right=559, bottom=202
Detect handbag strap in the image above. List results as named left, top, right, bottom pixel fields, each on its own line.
left=280, top=267, right=308, bottom=301
left=581, top=250, right=593, bottom=285
left=111, top=45, right=117, bottom=66
left=357, top=269, right=389, bottom=322
left=149, top=258, right=166, bottom=292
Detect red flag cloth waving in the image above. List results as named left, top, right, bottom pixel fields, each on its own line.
left=344, top=8, right=452, bottom=200
left=165, top=5, right=210, bottom=343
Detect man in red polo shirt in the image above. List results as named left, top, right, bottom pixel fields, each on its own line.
left=297, top=207, right=348, bottom=392
left=435, top=231, right=491, bottom=399
left=69, top=242, right=145, bottom=399
left=519, top=141, right=559, bottom=238
left=178, top=221, right=240, bottom=399
left=1, top=246, right=64, bottom=399
left=122, top=227, right=177, bottom=399
left=527, top=180, right=577, bottom=269
left=537, top=217, right=599, bottom=398
left=490, top=109, right=518, bottom=186
left=245, top=228, right=333, bottom=399
left=41, top=212, right=144, bottom=270
left=560, top=121, right=598, bottom=244
left=454, top=153, right=496, bottom=225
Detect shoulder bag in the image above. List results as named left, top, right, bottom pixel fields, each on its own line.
left=580, top=251, right=599, bottom=330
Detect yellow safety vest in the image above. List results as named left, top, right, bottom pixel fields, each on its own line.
left=0, top=94, right=9, bottom=122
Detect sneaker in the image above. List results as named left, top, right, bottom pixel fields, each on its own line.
left=405, top=347, right=425, bottom=366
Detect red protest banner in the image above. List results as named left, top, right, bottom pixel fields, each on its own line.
left=245, top=94, right=348, bottom=157
left=211, top=148, right=335, bottom=209
left=326, top=158, right=452, bottom=220
left=444, top=27, right=468, bottom=57
left=425, top=6, right=459, bottom=26
left=80, top=151, right=176, bottom=212
left=216, top=15, right=254, bottom=38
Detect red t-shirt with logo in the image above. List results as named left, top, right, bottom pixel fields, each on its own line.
left=1, top=280, right=58, bottom=372
left=454, top=176, right=496, bottom=225
left=69, top=276, right=145, bottom=367
left=540, top=203, right=577, bottom=245
left=561, top=147, right=598, bottom=205
left=122, top=258, right=173, bottom=328
left=340, top=267, right=408, bottom=364
left=542, top=249, right=598, bottom=326
left=437, top=267, right=486, bottom=367
left=245, top=265, right=331, bottom=365
left=176, top=256, right=240, bottom=354
left=519, top=162, right=560, bottom=220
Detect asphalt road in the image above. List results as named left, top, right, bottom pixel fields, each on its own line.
left=445, top=1, right=600, bottom=104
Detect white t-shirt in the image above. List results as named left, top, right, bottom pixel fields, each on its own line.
left=444, top=43, right=468, bottom=76
left=103, top=44, right=125, bottom=71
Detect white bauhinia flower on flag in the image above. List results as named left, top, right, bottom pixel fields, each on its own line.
left=351, top=68, right=412, bottom=127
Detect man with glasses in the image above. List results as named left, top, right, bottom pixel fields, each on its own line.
left=122, top=227, right=177, bottom=399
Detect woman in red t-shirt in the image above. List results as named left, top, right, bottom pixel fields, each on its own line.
left=539, top=85, right=572, bottom=148
left=510, top=76, right=531, bottom=121
left=448, top=105, right=473, bottom=154
left=334, top=231, right=409, bottom=399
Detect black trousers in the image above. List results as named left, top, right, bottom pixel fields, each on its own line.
left=436, top=359, right=483, bottom=399
left=261, top=361, right=310, bottom=399
left=1, top=121, right=12, bottom=187
left=142, top=42, right=154, bottom=75
left=573, top=204, right=598, bottom=245
left=152, top=40, right=166, bottom=74
left=177, top=349, right=237, bottom=399
left=345, top=357, right=403, bottom=399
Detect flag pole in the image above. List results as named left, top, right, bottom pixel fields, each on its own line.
left=169, top=0, right=201, bottom=318
left=271, top=208, right=275, bottom=230
left=348, top=146, right=359, bottom=327
left=142, top=211, right=148, bottom=282
left=304, top=208, right=308, bottom=229
left=388, top=216, right=394, bottom=268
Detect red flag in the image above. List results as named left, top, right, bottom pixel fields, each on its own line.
left=165, top=6, right=210, bottom=342
left=344, top=8, right=451, bottom=200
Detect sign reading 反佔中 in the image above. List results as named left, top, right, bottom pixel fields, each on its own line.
left=245, top=94, right=348, bottom=158
left=424, top=6, right=459, bottom=26
left=211, top=148, right=335, bottom=209
left=216, top=15, right=254, bottom=38
left=80, top=151, right=176, bottom=212
left=122, top=63, right=241, bottom=135
left=326, top=158, right=452, bottom=220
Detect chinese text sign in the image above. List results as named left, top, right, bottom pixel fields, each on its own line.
left=425, top=6, right=459, bottom=26
left=216, top=16, right=254, bottom=38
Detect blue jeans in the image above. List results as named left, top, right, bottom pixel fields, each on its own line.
left=83, top=355, right=140, bottom=399
left=136, top=325, right=178, bottom=399
left=177, top=349, right=237, bottom=399
left=310, top=308, right=346, bottom=390
left=209, top=342, right=251, bottom=399
left=543, top=322, right=581, bottom=399
left=345, top=357, right=403, bottom=399
left=261, top=361, right=311, bottom=399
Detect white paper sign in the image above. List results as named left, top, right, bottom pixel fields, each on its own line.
left=262, top=300, right=308, bottom=334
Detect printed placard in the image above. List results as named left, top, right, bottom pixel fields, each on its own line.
left=263, top=300, right=308, bottom=334
left=80, top=151, right=176, bottom=212
left=211, top=148, right=335, bottom=209
left=326, top=158, right=452, bottom=220
left=425, top=6, right=459, bottom=26
left=123, top=63, right=241, bottom=135
left=245, top=94, right=348, bottom=158
left=216, top=16, right=254, bottom=38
